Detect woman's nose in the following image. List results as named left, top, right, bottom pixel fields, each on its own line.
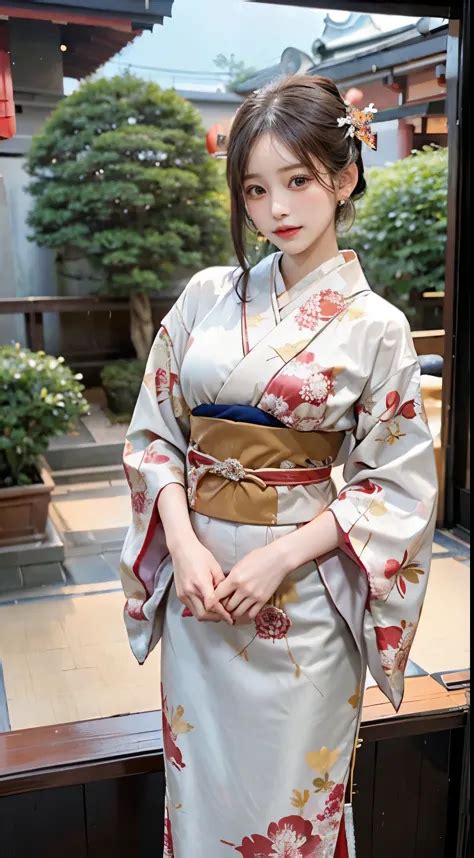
left=270, top=197, right=290, bottom=218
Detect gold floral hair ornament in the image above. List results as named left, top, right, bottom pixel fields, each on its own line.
left=337, top=101, right=378, bottom=150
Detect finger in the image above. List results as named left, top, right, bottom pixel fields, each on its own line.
left=199, top=578, right=233, bottom=624
left=210, top=563, right=225, bottom=588
left=226, top=589, right=252, bottom=614
left=248, top=601, right=266, bottom=620
left=211, top=577, right=235, bottom=605
left=187, top=593, right=205, bottom=620
left=231, top=597, right=256, bottom=619
left=186, top=596, right=222, bottom=623
left=181, top=595, right=195, bottom=616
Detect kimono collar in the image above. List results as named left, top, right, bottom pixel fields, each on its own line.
left=274, top=250, right=347, bottom=311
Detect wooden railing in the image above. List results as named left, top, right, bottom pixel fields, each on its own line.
left=0, top=689, right=468, bottom=857
left=0, top=295, right=176, bottom=353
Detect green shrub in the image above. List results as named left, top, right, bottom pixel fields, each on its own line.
left=345, top=146, right=448, bottom=321
left=100, top=359, right=145, bottom=419
left=0, top=344, right=89, bottom=487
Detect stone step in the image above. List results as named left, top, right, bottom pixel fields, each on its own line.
left=45, top=441, right=123, bottom=471
left=51, top=464, right=124, bottom=485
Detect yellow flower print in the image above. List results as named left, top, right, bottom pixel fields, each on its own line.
left=377, top=419, right=406, bottom=445
left=312, top=773, right=336, bottom=793
left=171, top=704, right=194, bottom=736
left=290, top=789, right=310, bottom=813
left=272, top=340, right=309, bottom=362
left=348, top=684, right=361, bottom=709
left=305, top=746, right=340, bottom=773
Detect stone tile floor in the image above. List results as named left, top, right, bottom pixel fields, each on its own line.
left=0, top=524, right=469, bottom=732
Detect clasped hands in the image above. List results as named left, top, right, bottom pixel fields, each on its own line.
left=172, top=536, right=291, bottom=625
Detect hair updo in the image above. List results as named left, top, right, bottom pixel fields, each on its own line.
left=225, top=74, right=367, bottom=299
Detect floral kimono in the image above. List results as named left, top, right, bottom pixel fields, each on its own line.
left=120, top=249, right=438, bottom=857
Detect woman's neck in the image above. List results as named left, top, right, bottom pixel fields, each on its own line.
left=279, top=231, right=340, bottom=291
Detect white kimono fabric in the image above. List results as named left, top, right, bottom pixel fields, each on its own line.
left=120, top=250, right=438, bottom=857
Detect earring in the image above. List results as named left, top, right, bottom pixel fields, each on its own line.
left=338, top=198, right=347, bottom=207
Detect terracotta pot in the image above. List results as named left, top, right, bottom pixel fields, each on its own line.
left=0, top=457, right=55, bottom=547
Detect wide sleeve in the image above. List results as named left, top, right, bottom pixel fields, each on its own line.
left=119, top=287, right=194, bottom=665
left=328, top=315, right=438, bottom=710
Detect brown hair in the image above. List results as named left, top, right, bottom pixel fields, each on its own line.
left=225, top=74, right=367, bottom=299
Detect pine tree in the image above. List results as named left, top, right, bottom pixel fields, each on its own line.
left=26, top=73, right=231, bottom=358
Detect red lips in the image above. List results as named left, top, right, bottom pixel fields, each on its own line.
left=274, top=226, right=302, bottom=238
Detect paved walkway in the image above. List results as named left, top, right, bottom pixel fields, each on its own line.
left=0, top=524, right=469, bottom=731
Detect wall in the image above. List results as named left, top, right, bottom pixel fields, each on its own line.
left=0, top=19, right=64, bottom=350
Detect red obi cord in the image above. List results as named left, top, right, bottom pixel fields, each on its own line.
left=188, top=449, right=332, bottom=486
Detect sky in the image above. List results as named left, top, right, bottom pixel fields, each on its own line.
left=64, top=3, right=419, bottom=94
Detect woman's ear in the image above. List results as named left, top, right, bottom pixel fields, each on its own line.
left=337, top=162, right=359, bottom=203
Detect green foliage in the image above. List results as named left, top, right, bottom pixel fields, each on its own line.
left=346, top=146, right=448, bottom=319
left=26, top=73, right=231, bottom=296
left=100, top=359, right=145, bottom=419
left=0, top=344, right=89, bottom=487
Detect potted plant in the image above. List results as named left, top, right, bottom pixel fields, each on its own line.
left=0, top=343, right=89, bottom=546
left=100, top=359, right=145, bottom=422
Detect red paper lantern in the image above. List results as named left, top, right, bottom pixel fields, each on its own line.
left=0, top=25, right=16, bottom=140
left=206, top=116, right=234, bottom=158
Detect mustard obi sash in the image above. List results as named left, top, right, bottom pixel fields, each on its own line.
left=186, top=413, right=345, bottom=526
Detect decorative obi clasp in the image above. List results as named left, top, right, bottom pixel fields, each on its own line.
left=187, top=443, right=268, bottom=508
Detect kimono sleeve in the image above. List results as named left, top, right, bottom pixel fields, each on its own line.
left=119, top=289, right=193, bottom=665
left=328, top=315, right=438, bottom=710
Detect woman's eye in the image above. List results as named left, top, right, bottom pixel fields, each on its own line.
left=290, top=175, right=312, bottom=188
left=245, top=176, right=312, bottom=197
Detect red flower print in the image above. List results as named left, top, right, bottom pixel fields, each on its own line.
left=379, top=390, right=417, bottom=423
left=143, top=446, right=170, bottom=466
left=299, top=368, right=335, bottom=407
left=161, top=685, right=187, bottom=772
left=294, top=351, right=315, bottom=365
left=318, top=289, right=346, bottom=320
left=374, top=624, right=403, bottom=653
left=155, top=367, right=168, bottom=398
left=393, top=620, right=417, bottom=675
left=384, top=550, right=425, bottom=597
left=125, top=597, right=146, bottom=621
left=230, top=815, right=322, bottom=857
left=131, top=490, right=148, bottom=515
left=123, top=464, right=151, bottom=515
left=375, top=620, right=416, bottom=677
left=255, top=605, right=292, bottom=640
left=164, top=805, right=174, bottom=857
left=338, top=479, right=381, bottom=502
left=316, top=783, right=345, bottom=823
left=294, top=290, right=345, bottom=332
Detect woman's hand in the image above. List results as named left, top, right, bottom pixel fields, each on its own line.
left=210, top=540, right=292, bottom=621
left=170, top=536, right=234, bottom=625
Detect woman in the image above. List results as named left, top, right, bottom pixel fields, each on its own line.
left=120, top=75, right=438, bottom=857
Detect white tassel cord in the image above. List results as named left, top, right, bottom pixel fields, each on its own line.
left=343, top=803, right=357, bottom=858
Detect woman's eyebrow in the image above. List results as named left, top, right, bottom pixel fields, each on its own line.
left=243, top=163, right=305, bottom=181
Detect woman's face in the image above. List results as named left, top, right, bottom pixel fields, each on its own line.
left=243, top=133, right=343, bottom=255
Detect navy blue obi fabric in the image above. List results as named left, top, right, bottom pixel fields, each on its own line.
left=191, top=404, right=285, bottom=428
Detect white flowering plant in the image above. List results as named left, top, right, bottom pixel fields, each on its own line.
left=0, top=344, right=89, bottom=487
